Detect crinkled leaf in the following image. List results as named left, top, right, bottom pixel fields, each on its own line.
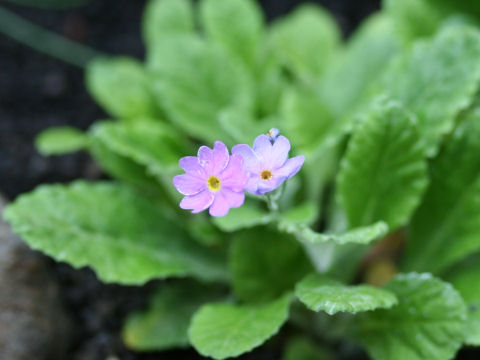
left=447, top=260, right=480, bottom=346
left=147, top=35, right=253, bottom=143
left=200, top=0, right=264, bottom=68
left=320, top=13, right=400, bottom=120
left=296, top=273, right=397, bottom=315
left=230, top=227, right=313, bottom=303
left=404, top=107, right=480, bottom=273
left=279, top=221, right=388, bottom=246
left=377, top=25, right=480, bottom=155
left=212, top=201, right=272, bottom=232
left=3, top=181, right=227, bottom=284
left=123, top=281, right=223, bottom=351
left=270, top=4, right=340, bottom=83
left=337, top=100, right=428, bottom=229
left=354, top=273, right=467, bottom=360
left=86, top=57, right=157, bottom=119
left=142, top=0, right=194, bottom=49
left=35, top=126, right=88, bottom=155
left=189, top=294, right=292, bottom=360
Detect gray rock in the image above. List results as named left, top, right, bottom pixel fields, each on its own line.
left=0, top=194, right=71, bottom=360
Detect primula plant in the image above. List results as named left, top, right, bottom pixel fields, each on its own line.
left=5, top=0, right=480, bottom=359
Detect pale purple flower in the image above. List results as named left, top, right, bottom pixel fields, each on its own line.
left=232, top=134, right=305, bottom=195
left=173, top=141, right=248, bottom=217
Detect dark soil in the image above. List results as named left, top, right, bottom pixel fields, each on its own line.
left=7, top=1, right=478, bottom=360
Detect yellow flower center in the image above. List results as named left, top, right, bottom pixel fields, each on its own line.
left=260, top=170, right=273, bottom=181
left=207, top=176, right=221, bottom=191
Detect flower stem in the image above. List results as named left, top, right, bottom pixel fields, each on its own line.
left=266, top=194, right=279, bottom=212
left=265, top=183, right=285, bottom=213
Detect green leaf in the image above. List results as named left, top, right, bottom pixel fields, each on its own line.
left=200, top=0, right=264, bottom=68
left=337, top=100, right=428, bottom=229
left=322, top=218, right=387, bottom=282
left=282, top=337, right=333, bottom=360
left=255, top=58, right=285, bottom=117
left=385, top=0, right=480, bottom=43
left=86, top=57, right=157, bottom=119
left=270, top=4, right=340, bottom=83
left=319, top=13, right=400, bottom=119
left=230, top=227, right=313, bottom=303
left=89, top=133, right=161, bottom=190
left=427, top=0, right=480, bottom=19
left=3, top=181, right=227, bottom=284
left=301, top=141, right=341, bottom=204
left=90, top=119, right=189, bottom=182
left=377, top=25, right=480, bottom=155
left=123, top=281, right=222, bottom=351
left=212, top=201, right=272, bottom=232
left=447, top=260, right=480, bottom=346
left=148, top=35, right=253, bottom=143
left=88, top=120, right=188, bottom=200
left=384, top=0, right=446, bottom=42
left=187, top=216, right=224, bottom=247
left=142, top=0, right=194, bottom=49
left=279, top=221, right=388, bottom=246
left=281, top=86, right=337, bottom=152
left=218, top=110, right=277, bottom=146
left=280, top=202, right=319, bottom=227
left=296, top=273, right=397, bottom=315
left=354, top=273, right=467, bottom=360
left=189, top=294, right=292, bottom=360
left=404, top=107, right=480, bottom=273
left=35, top=126, right=88, bottom=155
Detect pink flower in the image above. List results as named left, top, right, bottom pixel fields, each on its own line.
left=232, top=134, right=305, bottom=195
left=173, top=141, right=248, bottom=217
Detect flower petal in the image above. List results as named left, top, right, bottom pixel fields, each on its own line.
left=180, top=190, right=214, bottom=213
left=256, top=175, right=287, bottom=195
left=212, top=141, right=229, bottom=174
left=271, top=135, right=291, bottom=169
left=173, top=174, right=205, bottom=195
left=197, top=142, right=229, bottom=175
left=197, top=145, right=214, bottom=173
left=209, top=189, right=245, bottom=217
left=221, top=154, right=248, bottom=191
left=275, top=155, right=305, bottom=179
left=224, top=189, right=246, bottom=208
left=244, top=176, right=260, bottom=194
left=253, top=134, right=272, bottom=162
left=232, top=144, right=262, bottom=173
left=179, top=156, right=205, bottom=178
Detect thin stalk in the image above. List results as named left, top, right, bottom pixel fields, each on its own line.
left=266, top=193, right=279, bottom=212
left=0, top=5, right=101, bottom=67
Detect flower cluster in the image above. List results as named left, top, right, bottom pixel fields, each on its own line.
left=173, top=130, right=305, bottom=217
